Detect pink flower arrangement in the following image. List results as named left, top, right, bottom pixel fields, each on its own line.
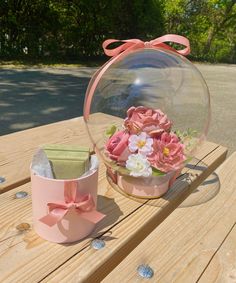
left=124, top=106, right=172, bottom=137
left=105, top=106, right=186, bottom=177
left=105, top=130, right=129, bottom=161
left=148, top=132, right=186, bottom=172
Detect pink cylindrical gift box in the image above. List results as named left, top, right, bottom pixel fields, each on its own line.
left=31, top=168, right=102, bottom=243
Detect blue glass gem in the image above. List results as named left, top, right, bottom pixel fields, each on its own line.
left=137, top=264, right=154, bottom=279
left=91, top=239, right=105, bottom=250
left=0, top=177, right=6, bottom=183
left=15, top=191, right=28, bottom=199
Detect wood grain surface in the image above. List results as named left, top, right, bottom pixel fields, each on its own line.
left=41, top=144, right=227, bottom=283
left=0, top=115, right=228, bottom=282
left=0, top=113, right=113, bottom=193
left=0, top=117, right=88, bottom=192
left=0, top=142, right=225, bottom=283
left=102, top=152, right=236, bottom=283
left=198, top=223, right=236, bottom=282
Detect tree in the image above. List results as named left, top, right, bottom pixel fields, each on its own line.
left=203, top=0, right=236, bottom=54
left=0, top=0, right=235, bottom=63
left=162, top=0, right=236, bottom=62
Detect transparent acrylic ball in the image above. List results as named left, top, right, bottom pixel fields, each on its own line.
left=84, top=47, right=210, bottom=176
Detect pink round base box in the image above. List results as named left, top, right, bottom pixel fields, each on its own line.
left=107, top=167, right=181, bottom=199
left=31, top=168, right=105, bottom=243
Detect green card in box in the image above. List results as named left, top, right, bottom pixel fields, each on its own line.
left=42, top=145, right=90, bottom=179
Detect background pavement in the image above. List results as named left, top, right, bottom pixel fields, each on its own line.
left=0, top=64, right=235, bottom=155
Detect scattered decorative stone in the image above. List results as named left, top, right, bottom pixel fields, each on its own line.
left=15, top=191, right=28, bottom=199
left=137, top=264, right=154, bottom=279
left=0, top=177, right=6, bottom=184
left=91, top=239, right=105, bottom=250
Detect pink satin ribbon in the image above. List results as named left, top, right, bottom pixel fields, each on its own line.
left=39, top=180, right=105, bottom=227
left=83, top=34, right=190, bottom=120
left=102, top=34, right=190, bottom=57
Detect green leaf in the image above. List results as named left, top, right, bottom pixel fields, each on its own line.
left=151, top=167, right=165, bottom=176
left=185, top=156, right=193, bottom=163
left=105, top=125, right=117, bottom=137
left=112, top=164, right=130, bottom=175
left=118, top=166, right=131, bottom=175
left=175, top=128, right=198, bottom=141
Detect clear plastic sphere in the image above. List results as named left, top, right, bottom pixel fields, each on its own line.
left=84, top=48, right=210, bottom=176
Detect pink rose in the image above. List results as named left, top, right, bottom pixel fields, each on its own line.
left=148, top=132, right=186, bottom=173
left=124, top=106, right=172, bottom=137
left=105, top=130, right=130, bottom=163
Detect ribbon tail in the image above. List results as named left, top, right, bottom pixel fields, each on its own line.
left=80, top=210, right=106, bottom=224
left=39, top=209, right=68, bottom=227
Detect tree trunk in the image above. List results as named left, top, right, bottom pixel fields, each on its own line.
left=204, top=27, right=215, bottom=54
left=204, top=1, right=235, bottom=54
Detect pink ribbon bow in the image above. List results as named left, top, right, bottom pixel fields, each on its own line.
left=39, top=180, right=105, bottom=227
left=102, top=34, right=190, bottom=57
left=84, top=34, right=190, bottom=120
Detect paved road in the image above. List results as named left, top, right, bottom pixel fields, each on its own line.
left=196, top=64, right=236, bottom=156
left=0, top=64, right=235, bottom=155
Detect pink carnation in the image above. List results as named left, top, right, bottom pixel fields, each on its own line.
left=124, top=106, right=172, bottom=137
left=148, top=132, right=186, bottom=173
left=105, top=130, right=130, bottom=164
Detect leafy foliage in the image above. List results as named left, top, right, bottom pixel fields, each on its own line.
left=162, top=0, right=236, bottom=63
left=152, top=166, right=165, bottom=176
left=0, top=0, right=235, bottom=63
left=105, top=125, right=117, bottom=138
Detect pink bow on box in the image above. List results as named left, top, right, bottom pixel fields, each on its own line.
left=84, top=34, right=190, bottom=120
left=39, top=180, right=105, bottom=227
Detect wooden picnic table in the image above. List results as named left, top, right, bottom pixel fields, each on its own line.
left=1, top=114, right=235, bottom=283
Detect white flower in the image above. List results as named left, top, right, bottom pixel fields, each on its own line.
left=128, top=132, right=153, bottom=155
left=126, top=153, right=152, bottom=177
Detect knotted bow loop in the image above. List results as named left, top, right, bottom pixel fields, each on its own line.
left=149, top=34, right=190, bottom=55
left=39, top=180, right=105, bottom=227
left=102, top=39, right=144, bottom=57
left=102, top=34, right=190, bottom=57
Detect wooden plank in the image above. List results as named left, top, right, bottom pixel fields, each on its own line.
left=0, top=111, right=226, bottom=195
left=0, top=113, right=114, bottom=193
left=0, top=143, right=225, bottom=282
left=198, top=225, right=236, bottom=283
left=0, top=163, right=142, bottom=283
left=102, top=152, right=236, bottom=283
left=0, top=121, right=227, bottom=282
left=0, top=117, right=87, bottom=192
left=40, top=145, right=227, bottom=283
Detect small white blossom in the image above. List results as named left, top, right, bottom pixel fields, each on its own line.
left=128, top=132, right=153, bottom=155
left=126, top=153, right=152, bottom=177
